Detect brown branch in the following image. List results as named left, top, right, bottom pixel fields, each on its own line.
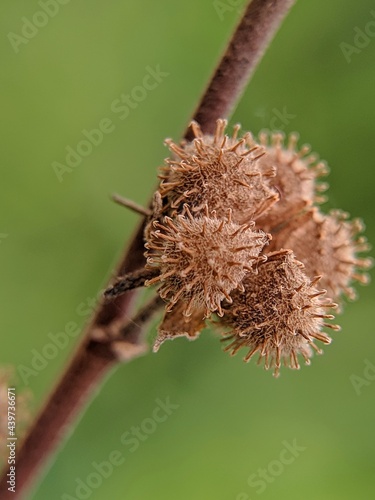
left=186, top=0, right=296, bottom=140
left=0, top=242, right=148, bottom=500
left=0, top=1, right=295, bottom=498
left=5, top=343, right=116, bottom=500
left=0, top=295, right=162, bottom=500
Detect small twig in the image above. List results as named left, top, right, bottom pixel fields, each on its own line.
left=0, top=2, right=296, bottom=498
left=112, top=193, right=152, bottom=217
left=104, top=268, right=159, bottom=299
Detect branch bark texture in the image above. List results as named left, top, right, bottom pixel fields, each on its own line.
left=187, top=0, right=295, bottom=140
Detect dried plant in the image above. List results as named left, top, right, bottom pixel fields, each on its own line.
left=160, top=120, right=279, bottom=222
left=220, top=250, right=339, bottom=377
left=1, top=2, right=372, bottom=498
left=269, top=208, right=372, bottom=301
left=125, top=120, right=369, bottom=376
left=108, top=118, right=371, bottom=376
left=145, top=208, right=270, bottom=316
left=254, top=131, right=329, bottom=230
left=153, top=299, right=206, bottom=353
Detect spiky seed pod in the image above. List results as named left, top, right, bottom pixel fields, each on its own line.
left=144, top=206, right=270, bottom=318
left=159, top=119, right=279, bottom=224
left=220, top=250, right=340, bottom=377
left=153, top=301, right=206, bottom=352
left=254, top=131, right=329, bottom=230
left=269, top=208, right=372, bottom=301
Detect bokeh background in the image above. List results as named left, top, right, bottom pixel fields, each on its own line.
left=1, top=1, right=375, bottom=499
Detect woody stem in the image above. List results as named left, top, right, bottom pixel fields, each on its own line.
left=186, top=0, right=296, bottom=139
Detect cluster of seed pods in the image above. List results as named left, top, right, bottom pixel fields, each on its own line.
left=144, top=119, right=371, bottom=376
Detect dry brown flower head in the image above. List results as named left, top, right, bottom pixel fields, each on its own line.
left=269, top=208, right=372, bottom=301
left=145, top=205, right=270, bottom=318
left=159, top=120, right=279, bottom=223
left=255, top=131, right=329, bottom=230
left=110, top=118, right=372, bottom=377
left=221, top=250, right=340, bottom=377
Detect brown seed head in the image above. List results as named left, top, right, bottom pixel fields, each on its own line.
left=255, top=131, right=329, bottom=230
left=143, top=120, right=371, bottom=377
left=269, top=208, right=373, bottom=301
left=221, top=250, right=340, bottom=377
left=159, top=119, right=279, bottom=223
left=145, top=206, right=270, bottom=317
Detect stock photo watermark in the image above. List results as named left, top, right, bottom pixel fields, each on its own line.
left=254, top=106, right=296, bottom=131
left=236, top=439, right=306, bottom=499
left=350, top=358, right=375, bottom=395
left=51, top=65, right=170, bottom=182
left=0, top=234, right=9, bottom=245
left=5, top=388, right=17, bottom=493
left=60, top=397, right=179, bottom=499
left=16, top=291, right=103, bottom=385
left=213, top=0, right=242, bottom=21
left=340, top=10, right=375, bottom=63
left=7, top=0, right=71, bottom=54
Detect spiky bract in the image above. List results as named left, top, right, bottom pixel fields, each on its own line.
left=145, top=207, right=270, bottom=318
left=255, top=131, right=329, bottom=230
left=270, top=209, right=372, bottom=301
left=153, top=301, right=206, bottom=352
left=159, top=120, right=279, bottom=223
left=221, top=250, right=340, bottom=377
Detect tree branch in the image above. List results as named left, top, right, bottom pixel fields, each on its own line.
left=186, top=0, right=296, bottom=140
left=0, top=1, right=296, bottom=498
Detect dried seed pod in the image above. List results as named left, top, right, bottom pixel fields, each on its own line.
left=145, top=207, right=270, bottom=318
left=221, top=250, right=340, bottom=377
left=255, top=131, right=329, bottom=230
left=153, top=301, right=206, bottom=352
left=269, top=208, right=372, bottom=301
left=159, top=119, right=279, bottom=223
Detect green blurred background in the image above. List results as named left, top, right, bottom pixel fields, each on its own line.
left=1, top=0, right=375, bottom=499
